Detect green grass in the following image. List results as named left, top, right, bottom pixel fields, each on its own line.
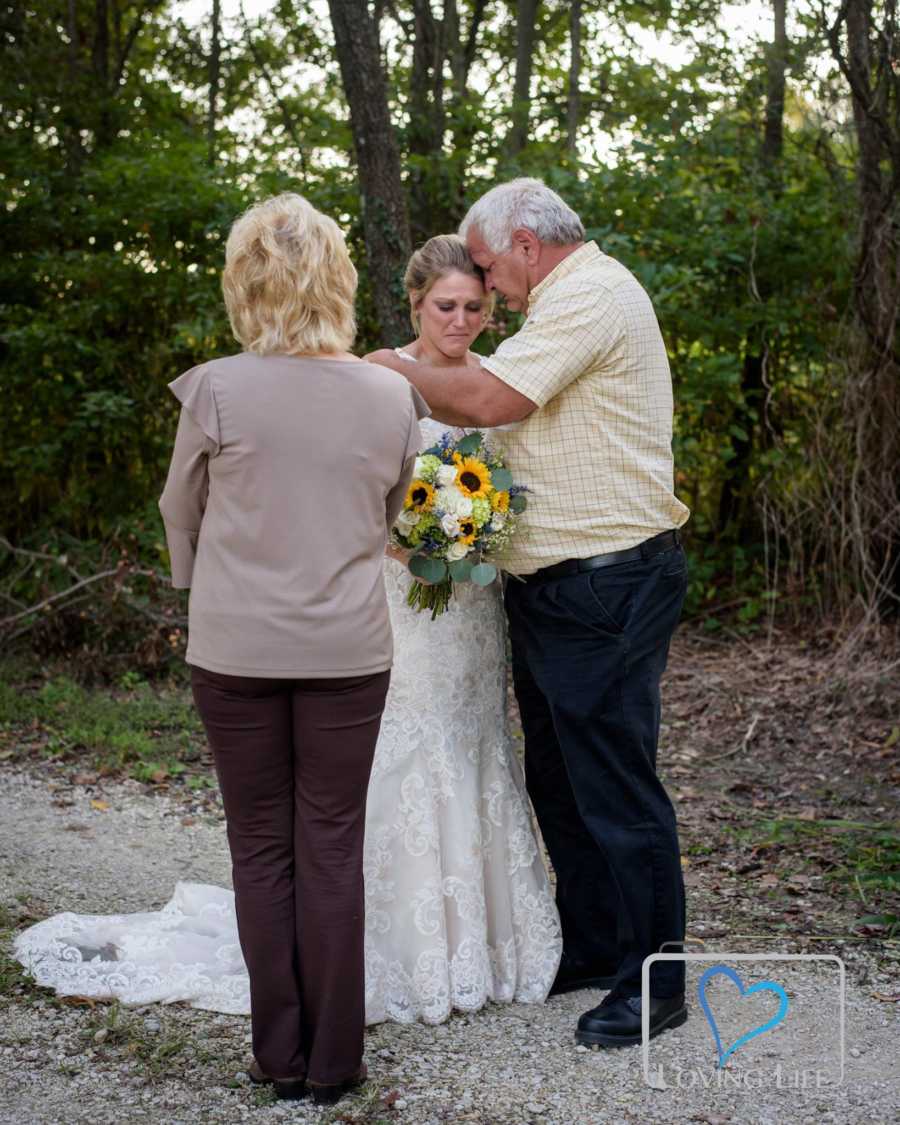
left=0, top=667, right=212, bottom=785
left=82, top=1001, right=198, bottom=1080
left=747, top=817, right=900, bottom=920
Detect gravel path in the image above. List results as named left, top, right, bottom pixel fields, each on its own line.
left=1, top=766, right=899, bottom=1125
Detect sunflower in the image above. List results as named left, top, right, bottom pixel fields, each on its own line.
left=406, top=479, right=435, bottom=512
left=455, top=457, right=492, bottom=499
left=491, top=489, right=510, bottom=513
left=458, top=518, right=477, bottom=545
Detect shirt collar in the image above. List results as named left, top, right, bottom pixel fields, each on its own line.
left=527, top=241, right=602, bottom=315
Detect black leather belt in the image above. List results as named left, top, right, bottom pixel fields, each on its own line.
left=524, top=530, right=681, bottom=583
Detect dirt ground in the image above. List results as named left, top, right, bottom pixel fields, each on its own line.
left=1, top=626, right=899, bottom=1124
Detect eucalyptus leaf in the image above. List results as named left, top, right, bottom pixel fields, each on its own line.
left=407, top=554, right=431, bottom=579
left=490, top=467, right=513, bottom=492
left=421, top=558, right=448, bottom=583
left=448, top=558, right=474, bottom=582
left=509, top=494, right=528, bottom=513
left=469, top=563, right=497, bottom=586
left=454, top=431, right=484, bottom=457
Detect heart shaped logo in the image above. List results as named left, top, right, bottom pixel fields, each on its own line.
left=698, top=964, right=790, bottom=1067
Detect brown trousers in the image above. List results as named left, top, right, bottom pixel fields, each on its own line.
left=190, top=666, right=390, bottom=1084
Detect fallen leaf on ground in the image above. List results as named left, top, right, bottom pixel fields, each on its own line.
left=60, top=995, right=97, bottom=1008
left=90, top=799, right=109, bottom=811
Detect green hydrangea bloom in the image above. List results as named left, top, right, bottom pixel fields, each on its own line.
left=415, top=454, right=442, bottom=483
left=408, top=513, right=438, bottom=546
left=471, top=497, right=492, bottom=527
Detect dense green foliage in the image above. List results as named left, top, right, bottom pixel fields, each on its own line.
left=1, top=0, right=888, bottom=655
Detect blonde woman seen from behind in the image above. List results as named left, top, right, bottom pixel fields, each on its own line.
left=163, top=194, right=429, bottom=1103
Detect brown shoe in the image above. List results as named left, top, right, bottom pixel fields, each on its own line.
left=247, top=1059, right=271, bottom=1085
left=247, top=1059, right=307, bottom=1100
left=308, top=1062, right=367, bottom=1106
left=273, top=1077, right=308, bottom=1101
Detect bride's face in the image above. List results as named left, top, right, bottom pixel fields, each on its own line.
left=416, top=271, right=488, bottom=358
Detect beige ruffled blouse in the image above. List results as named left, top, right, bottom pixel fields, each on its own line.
left=158, top=352, right=429, bottom=678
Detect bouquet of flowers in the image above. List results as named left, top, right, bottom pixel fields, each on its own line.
left=391, top=430, right=527, bottom=618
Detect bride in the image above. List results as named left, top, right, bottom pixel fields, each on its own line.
left=14, top=234, right=562, bottom=1027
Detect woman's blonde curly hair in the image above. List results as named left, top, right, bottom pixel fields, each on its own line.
left=223, top=193, right=357, bottom=356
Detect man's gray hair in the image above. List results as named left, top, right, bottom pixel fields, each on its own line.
left=458, top=177, right=585, bottom=254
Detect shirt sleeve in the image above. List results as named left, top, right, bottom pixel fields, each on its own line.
left=480, top=283, right=625, bottom=408
left=385, top=385, right=431, bottom=529
left=158, top=366, right=220, bottom=588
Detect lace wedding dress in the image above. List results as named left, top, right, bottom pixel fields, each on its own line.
left=14, top=416, right=562, bottom=1024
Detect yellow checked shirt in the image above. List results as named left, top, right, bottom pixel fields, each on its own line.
left=481, top=241, right=689, bottom=575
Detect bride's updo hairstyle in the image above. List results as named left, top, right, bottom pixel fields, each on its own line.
left=403, top=234, right=493, bottom=335
left=223, top=192, right=357, bottom=356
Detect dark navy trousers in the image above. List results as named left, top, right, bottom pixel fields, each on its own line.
left=505, top=540, right=688, bottom=998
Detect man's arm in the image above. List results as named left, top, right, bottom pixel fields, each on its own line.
left=364, top=350, right=537, bottom=427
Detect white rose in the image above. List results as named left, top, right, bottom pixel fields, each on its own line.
left=395, top=509, right=420, bottom=533
left=440, top=514, right=461, bottom=537
left=436, top=485, right=473, bottom=517
left=436, top=463, right=458, bottom=487
left=446, top=541, right=471, bottom=562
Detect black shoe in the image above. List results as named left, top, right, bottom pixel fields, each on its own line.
left=308, top=1063, right=367, bottom=1106
left=575, top=993, right=687, bottom=1047
left=548, top=952, right=618, bottom=997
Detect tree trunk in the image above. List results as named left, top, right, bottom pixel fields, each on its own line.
left=326, top=0, right=412, bottom=345
left=63, top=0, right=86, bottom=170
left=566, top=0, right=582, bottom=155
left=407, top=0, right=448, bottom=239
left=93, top=0, right=114, bottom=146
left=507, top=0, right=539, bottom=158
left=445, top=0, right=487, bottom=220
left=718, top=0, right=788, bottom=540
left=827, top=0, right=900, bottom=609
left=207, top=0, right=221, bottom=166
left=762, top=0, right=787, bottom=164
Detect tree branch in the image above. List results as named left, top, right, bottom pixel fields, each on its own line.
left=113, top=0, right=160, bottom=90
left=239, top=3, right=307, bottom=171
left=0, top=568, right=125, bottom=629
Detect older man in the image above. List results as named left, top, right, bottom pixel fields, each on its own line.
left=370, top=178, right=690, bottom=1047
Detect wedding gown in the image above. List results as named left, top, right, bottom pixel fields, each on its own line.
left=14, top=416, right=562, bottom=1024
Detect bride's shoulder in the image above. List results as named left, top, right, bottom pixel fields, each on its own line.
left=362, top=348, right=396, bottom=365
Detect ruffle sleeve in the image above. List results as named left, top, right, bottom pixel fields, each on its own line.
left=404, top=384, right=432, bottom=462
left=168, top=364, right=221, bottom=454
left=386, top=386, right=432, bottom=530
